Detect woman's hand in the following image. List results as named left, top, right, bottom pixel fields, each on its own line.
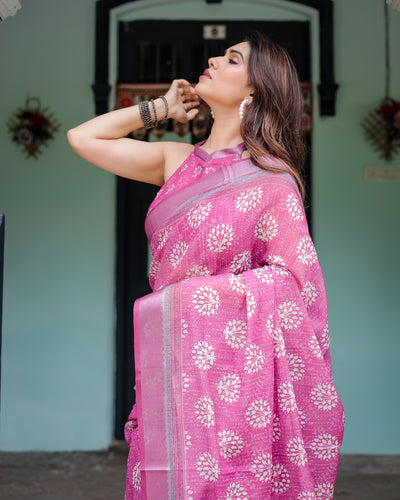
left=164, top=79, right=200, bottom=123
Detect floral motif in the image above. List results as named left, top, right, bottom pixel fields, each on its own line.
left=253, top=267, right=274, bottom=284
left=273, top=413, right=281, bottom=442
left=196, top=452, right=220, bottom=482
left=298, top=491, right=317, bottom=500
left=132, top=461, right=141, bottom=491
left=192, top=286, right=220, bottom=316
left=182, top=372, right=190, bottom=393
left=286, top=192, right=304, bottom=220
left=149, top=259, right=160, bottom=281
left=310, top=433, right=340, bottom=461
left=156, top=227, right=170, bottom=249
left=277, top=301, right=304, bottom=331
left=277, top=382, right=297, bottom=413
left=245, top=398, right=272, bottom=428
left=228, top=274, right=246, bottom=294
left=217, top=429, right=244, bottom=459
left=217, top=373, right=241, bottom=403
left=250, top=452, right=273, bottom=482
left=235, top=187, right=263, bottom=213
left=192, top=341, right=216, bottom=371
left=224, top=320, right=247, bottom=349
left=181, top=319, right=189, bottom=339
left=225, top=482, right=248, bottom=500
left=296, top=236, right=318, bottom=266
left=302, top=281, right=318, bottom=308
left=272, top=326, right=286, bottom=359
left=186, top=485, right=194, bottom=500
left=184, top=430, right=192, bottom=450
left=320, top=324, right=330, bottom=354
left=271, top=463, right=291, bottom=494
left=185, top=265, right=211, bottom=279
left=254, top=213, right=279, bottom=242
left=230, top=251, right=252, bottom=274
left=308, top=336, right=323, bottom=358
left=287, top=353, right=306, bottom=381
left=206, top=223, right=235, bottom=253
left=187, top=202, right=212, bottom=228
left=170, top=241, right=189, bottom=269
left=194, top=396, right=215, bottom=428
left=244, top=343, right=265, bottom=374
left=310, top=383, right=338, bottom=411
left=246, top=291, right=256, bottom=318
left=314, top=482, right=335, bottom=500
left=286, top=437, right=308, bottom=467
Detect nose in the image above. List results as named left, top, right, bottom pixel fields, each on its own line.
left=208, top=56, right=218, bottom=69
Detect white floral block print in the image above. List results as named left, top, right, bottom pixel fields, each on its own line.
left=217, top=373, right=241, bottom=403
left=235, top=187, right=263, bottom=213
left=206, top=223, right=235, bottom=252
left=287, top=353, right=306, bottom=381
left=225, top=482, right=248, bottom=500
left=191, top=341, right=216, bottom=371
left=277, top=382, right=298, bottom=413
left=310, top=433, right=340, bottom=461
left=277, top=300, right=304, bottom=331
left=217, top=429, right=244, bottom=459
left=230, top=251, right=252, bottom=274
left=245, top=398, right=272, bottom=428
left=302, top=281, right=319, bottom=308
left=297, top=491, right=317, bottom=500
left=192, top=286, right=220, bottom=316
left=286, top=192, right=304, bottom=220
left=254, top=213, right=279, bottom=242
left=296, top=236, right=318, bottom=266
left=194, top=396, right=215, bottom=428
left=286, top=436, right=308, bottom=467
left=228, top=274, right=246, bottom=294
left=244, top=343, right=265, bottom=374
left=196, top=452, right=220, bottom=482
left=250, top=452, right=273, bottom=483
left=314, top=482, right=335, bottom=500
left=271, top=463, right=291, bottom=494
left=132, top=461, right=141, bottom=491
left=169, top=241, right=189, bottom=269
left=310, top=382, right=339, bottom=411
left=187, top=202, right=212, bottom=228
left=185, top=265, right=211, bottom=279
left=224, top=319, right=247, bottom=349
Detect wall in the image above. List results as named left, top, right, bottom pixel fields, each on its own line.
left=0, top=0, right=399, bottom=453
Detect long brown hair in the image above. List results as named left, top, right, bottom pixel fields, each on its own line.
left=240, top=32, right=306, bottom=201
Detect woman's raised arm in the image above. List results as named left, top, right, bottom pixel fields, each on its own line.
left=67, top=80, right=199, bottom=186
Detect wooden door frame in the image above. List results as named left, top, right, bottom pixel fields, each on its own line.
left=92, top=0, right=337, bottom=116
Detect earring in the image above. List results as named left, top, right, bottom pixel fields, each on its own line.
left=210, top=109, right=214, bottom=119
left=239, top=98, right=250, bottom=121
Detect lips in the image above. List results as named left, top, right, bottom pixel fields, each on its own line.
left=200, top=69, right=211, bottom=79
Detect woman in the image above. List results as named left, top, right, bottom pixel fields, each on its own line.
left=68, top=32, right=344, bottom=500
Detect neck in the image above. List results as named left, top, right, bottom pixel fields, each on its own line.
left=202, top=109, right=243, bottom=153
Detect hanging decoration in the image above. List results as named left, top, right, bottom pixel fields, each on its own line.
left=6, top=96, right=60, bottom=159
left=361, top=2, right=399, bottom=160
left=115, top=81, right=313, bottom=141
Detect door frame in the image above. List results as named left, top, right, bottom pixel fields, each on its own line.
left=92, top=0, right=337, bottom=116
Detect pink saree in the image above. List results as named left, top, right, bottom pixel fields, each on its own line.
left=124, top=142, right=345, bottom=500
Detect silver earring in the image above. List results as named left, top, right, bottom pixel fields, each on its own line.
left=210, top=109, right=214, bottom=119
left=239, top=98, right=250, bottom=121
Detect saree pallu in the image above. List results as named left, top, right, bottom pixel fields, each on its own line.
left=125, top=142, right=345, bottom=500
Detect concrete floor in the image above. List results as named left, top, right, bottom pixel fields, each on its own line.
left=0, top=443, right=400, bottom=499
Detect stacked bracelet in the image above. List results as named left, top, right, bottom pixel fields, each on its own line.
left=138, top=96, right=169, bottom=130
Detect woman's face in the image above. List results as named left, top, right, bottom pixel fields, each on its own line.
left=195, top=41, right=253, bottom=109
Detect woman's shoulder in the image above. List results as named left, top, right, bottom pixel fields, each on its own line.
left=162, top=141, right=195, bottom=182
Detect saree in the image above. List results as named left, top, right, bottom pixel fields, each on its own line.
left=124, top=142, right=345, bottom=500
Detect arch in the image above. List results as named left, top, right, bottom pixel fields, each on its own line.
left=92, top=0, right=338, bottom=115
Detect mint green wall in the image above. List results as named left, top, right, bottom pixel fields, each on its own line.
left=0, top=0, right=399, bottom=453
left=0, top=0, right=115, bottom=450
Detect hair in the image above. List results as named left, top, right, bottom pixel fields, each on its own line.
left=240, top=32, right=306, bottom=201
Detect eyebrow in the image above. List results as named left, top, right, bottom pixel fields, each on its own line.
left=224, top=48, right=244, bottom=62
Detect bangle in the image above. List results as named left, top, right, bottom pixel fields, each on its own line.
left=150, top=99, right=157, bottom=127
left=139, top=100, right=153, bottom=129
left=157, top=96, right=169, bottom=125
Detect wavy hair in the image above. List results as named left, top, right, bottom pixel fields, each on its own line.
left=240, top=32, right=306, bottom=201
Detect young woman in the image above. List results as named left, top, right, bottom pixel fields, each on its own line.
left=68, top=32, right=344, bottom=500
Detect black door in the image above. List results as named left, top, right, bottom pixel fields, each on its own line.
left=114, top=20, right=311, bottom=439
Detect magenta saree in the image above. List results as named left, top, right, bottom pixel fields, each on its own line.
left=124, top=142, right=345, bottom=500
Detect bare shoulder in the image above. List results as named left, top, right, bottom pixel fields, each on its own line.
left=162, top=142, right=195, bottom=183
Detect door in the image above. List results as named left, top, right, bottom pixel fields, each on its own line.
left=114, top=20, right=311, bottom=439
